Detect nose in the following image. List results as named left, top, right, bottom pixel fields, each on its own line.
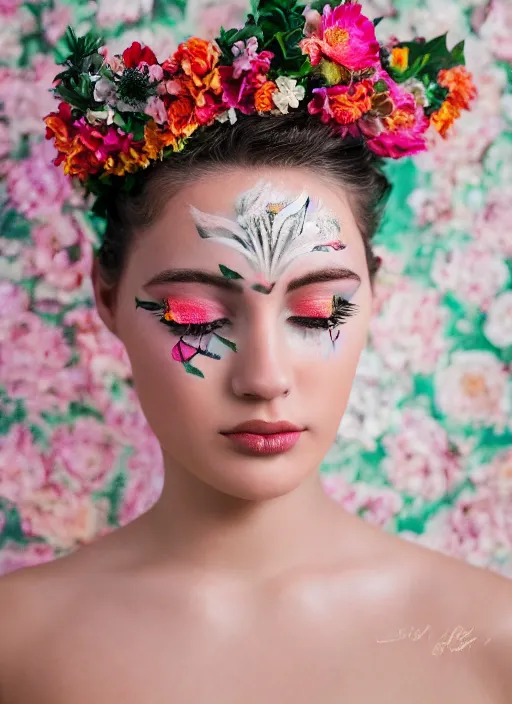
left=230, top=321, right=292, bottom=401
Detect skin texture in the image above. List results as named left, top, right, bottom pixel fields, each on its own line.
left=0, top=166, right=511, bottom=704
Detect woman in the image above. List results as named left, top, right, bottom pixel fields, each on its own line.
left=0, top=1, right=511, bottom=701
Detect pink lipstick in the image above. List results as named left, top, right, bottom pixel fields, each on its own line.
left=221, top=420, right=304, bottom=456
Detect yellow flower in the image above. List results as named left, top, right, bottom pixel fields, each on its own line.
left=390, top=47, right=409, bottom=73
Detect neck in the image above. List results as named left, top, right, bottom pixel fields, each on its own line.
left=136, top=450, right=360, bottom=582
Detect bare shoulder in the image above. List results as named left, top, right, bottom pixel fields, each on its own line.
left=395, top=536, right=512, bottom=694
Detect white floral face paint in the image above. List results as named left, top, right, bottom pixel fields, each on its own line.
left=189, top=179, right=345, bottom=292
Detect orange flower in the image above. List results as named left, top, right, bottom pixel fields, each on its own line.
left=438, top=65, right=476, bottom=111
left=390, top=47, right=409, bottom=73
left=254, top=80, right=277, bottom=112
left=144, top=120, right=179, bottom=160
left=329, top=80, right=374, bottom=125
left=430, top=99, right=461, bottom=137
left=163, top=37, right=221, bottom=84
left=62, top=137, right=101, bottom=181
left=167, top=94, right=200, bottom=140
left=103, top=147, right=151, bottom=177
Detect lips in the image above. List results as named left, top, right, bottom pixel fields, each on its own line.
left=223, top=420, right=303, bottom=435
left=220, top=420, right=305, bottom=456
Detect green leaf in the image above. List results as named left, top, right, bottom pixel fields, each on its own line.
left=214, top=334, right=237, bottom=352
left=183, top=362, right=204, bottom=378
left=219, top=264, right=244, bottom=280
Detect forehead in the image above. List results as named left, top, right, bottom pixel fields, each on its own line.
left=130, top=166, right=366, bottom=276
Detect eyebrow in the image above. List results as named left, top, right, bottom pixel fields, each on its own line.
left=143, top=266, right=361, bottom=293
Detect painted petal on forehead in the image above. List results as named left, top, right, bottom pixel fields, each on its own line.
left=189, top=180, right=344, bottom=283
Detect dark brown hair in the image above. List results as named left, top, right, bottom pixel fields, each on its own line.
left=97, top=111, right=390, bottom=286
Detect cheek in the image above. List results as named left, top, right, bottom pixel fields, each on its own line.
left=285, top=325, right=343, bottom=359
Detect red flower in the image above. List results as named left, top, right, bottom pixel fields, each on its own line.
left=123, top=41, right=158, bottom=68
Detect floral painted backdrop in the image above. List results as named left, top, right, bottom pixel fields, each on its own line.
left=0, top=0, right=511, bottom=577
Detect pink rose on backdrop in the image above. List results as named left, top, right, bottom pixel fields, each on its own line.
left=370, top=278, right=448, bottom=374
left=434, top=351, right=510, bottom=429
left=381, top=408, right=464, bottom=501
left=119, top=432, right=164, bottom=527
left=421, top=489, right=512, bottom=570
left=431, top=241, right=509, bottom=311
left=18, top=483, right=111, bottom=550
left=0, top=55, right=59, bottom=139
left=321, top=472, right=403, bottom=527
left=0, top=280, right=29, bottom=318
left=7, top=140, right=75, bottom=221
left=474, top=186, right=512, bottom=258
left=0, top=424, right=48, bottom=505
left=0, top=0, right=22, bottom=15
left=471, top=449, right=512, bottom=503
left=483, top=291, right=512, bottom=349
left=0, top=312, right=84, bottom=417
left=195, top=0, right=249, bottom=39
left=96, top=0, right=154, bottom=27
left=64, top=308, right=132, bottom=410
left=41, top=5, right=73, bottom=45
left=48, top=418, right=122, bottom=493
left=479, top=0, right=512, bottom=62
left=0, top=541, right=56, bottom=577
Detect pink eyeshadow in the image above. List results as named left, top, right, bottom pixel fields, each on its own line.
left=291, top=298, right=333, bottom=318
left=164, top=298, right=225, bottom=324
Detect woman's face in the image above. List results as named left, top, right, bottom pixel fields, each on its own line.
left=95, top=167, right=373, bottom=500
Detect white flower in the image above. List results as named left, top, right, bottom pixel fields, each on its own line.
left=86, top=107, right=116, bottom=125
left=271, top=76, right=306, bottom=115
left=93, top=77, right=117, bottom=104
left=215, top=108, right=238, bottom=125
left=484, top=291, right=512, bottom=349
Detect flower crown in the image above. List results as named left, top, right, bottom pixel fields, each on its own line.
left=43, top=0, right=476, bottom=215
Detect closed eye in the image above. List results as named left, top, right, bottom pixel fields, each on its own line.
left=161, top=318, right=230, bottom=337
left=288, top=299, right=358, bottom=329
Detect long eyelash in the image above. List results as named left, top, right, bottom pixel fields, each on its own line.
left=162, top=319, right=229, bottom=337
left=289, top=297, right=358, bottom=329
left=135, top=298, right=229, bottom=337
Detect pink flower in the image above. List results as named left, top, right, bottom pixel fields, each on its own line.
left=434, top=351, right=510, bottom=429
left=382, top=409, right=464, bottom=501
left=0, top=542, right=56, bottom=577
left=0, top=0, right=21, bottom=17
left=0, top=281, right=29, bottom=318
left=367, top=72, right=429, bottom=158
left=219, top=39, right=274, bottom=114
left=370, top=278, right=448, bottom=374
left=144, top=95, right=168, bottom=124
left=431, top=240, right=509, bottom=311
left=299, top=2, right=380, bottom=71
left=48, top=418, right=121, bottom=493
left=7, top=140, right=73, bottom=220
left=41, top=5, right=73, bottom=45
left=0, top=425, right=48, bottom=504
left=18, top=482, right=110, bottom=549
left=171, top=339, right=198, bottom=362
left=74, top=118, right=136, bottom=163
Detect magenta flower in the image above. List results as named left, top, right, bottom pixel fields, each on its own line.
left=299, top=2, right=380, bottom=72
left=367, top=71, right=429, bottom=159
left=171, top=339, right=198, bottom=362
left=74, top=118, right=136, bottom=163
left=219, top=39, right=274, bottom=114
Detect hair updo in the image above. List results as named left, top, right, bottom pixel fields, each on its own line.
left=97, top=111, right=390, bottom=287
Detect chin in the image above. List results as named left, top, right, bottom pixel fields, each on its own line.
left=197, top=455, right=317, bottom=502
